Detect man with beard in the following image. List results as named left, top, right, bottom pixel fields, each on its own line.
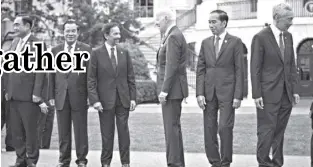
left=49, top=19, right=91, bottom=167
left=155, top=9, right=189, bottom=167
left=5, top=15, right=49, bottom=167
left=196, top=10, right=244, bottom=167
left=250, top=3, right=300, bottom=167
left=87, top=22, right=136, bottom=167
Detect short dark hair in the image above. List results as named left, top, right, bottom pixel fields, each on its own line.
left=16, top=14, right=33, bottom=29
left=102, top=22, right=119, bottom=36
left=63, top=19, right=79, bottom=31
left=210, top=10, right=229, bottom=28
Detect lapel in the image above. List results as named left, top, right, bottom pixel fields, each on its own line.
left=100, top=44, right=116, bottom=77
left=208, top=36, right=216, bottom=63
left=161, top=26, right=177, bottom=45
left=10, top=38, right=19, bottom=51
left=266, top=27, right=284, bottom=62
left=217, top=33, right=231, bottom=61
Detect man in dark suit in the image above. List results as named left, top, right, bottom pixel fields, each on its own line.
left=196, top=10, right=244, bottom=167
left=49, top=19, right=91, bottom=167
left=250, top=3, right=300, bottom=167
left=37, top=72, right=55, bottom=149
left=88, top=22, right=136, bottom=167
left=155, top=9, right=189, bottom=167
left=5, top=15, right=49, bottom=167
left=311, top=102, right=313, bottom=167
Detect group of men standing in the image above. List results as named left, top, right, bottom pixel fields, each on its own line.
left=1, top=2, right=313, bottom=167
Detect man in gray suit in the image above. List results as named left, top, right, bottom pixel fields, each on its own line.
left=250, top=3, right=300, bottom=167
left=87, top=22, right=136, bottom=167
left=49, top=19, right=91, bottom=167
left=196, top=10, right=244, bottom=167
left=155, top=9, right=189, bottom=167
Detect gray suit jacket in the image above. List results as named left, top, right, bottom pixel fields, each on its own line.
left=156, top=26, right=188, bottom=99
left=196, top=33, right=244, bottom=102
left=250, top=27, right=299, bottom=103
left=87, top=44, right=136, bottom=110
left=49, top=41, right=92, bottom=111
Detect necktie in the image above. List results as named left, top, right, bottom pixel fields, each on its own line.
left=110, top=47, right=117, bottom=72
left=279, top=32, right=284, bottom=60
left=66, top=45, right=72, bottom=76
left=16, top=39, right=24, bottom=52
left=215, top=36, right=220, bottom=58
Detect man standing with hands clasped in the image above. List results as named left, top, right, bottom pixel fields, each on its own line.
left=88, top=22, right=136, bottom=167
left=196, top=10, right=244, bottom=167
left=250, top=3, right=300, bottom=167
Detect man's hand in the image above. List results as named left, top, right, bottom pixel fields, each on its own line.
left=233, top=99, right=241, bottom=109
left=49, top=99, right=55, bottom=106
left=293, top=94, right=300, bottom=105
left=130, top=100, right=136, bottom=111
left=32, top=95, right=41, bottom=103
left=197, top=95, right=206, bottom=110
left=254, top=97, right=264, bottom=109
left=39, top=102, right=49, bottom=114
left=93, top=102, right=103, bottom=112
left=158, top=92, right=168, bottom=105
left=5, top=93, right=9, bottom=101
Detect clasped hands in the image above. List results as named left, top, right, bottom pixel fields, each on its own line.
left=197, top=95, right=241, bottom=110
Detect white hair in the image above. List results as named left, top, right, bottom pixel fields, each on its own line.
left=272, top=3, right=294, bottom=20
left=155, top=8, right=176, bottom=21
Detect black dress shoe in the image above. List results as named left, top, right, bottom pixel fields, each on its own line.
left=122, top=164, right=130, bottom=167
left=6, top=146, right=15, bottom=152
left=78, top=163, right=87, bottom=167
left=27, top=164, right=36, bottom=167
left=102, top=165, right=110, bottom=167
left=56, top=163, right=69, bottom=167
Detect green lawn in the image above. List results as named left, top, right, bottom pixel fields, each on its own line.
left=2, top=112, right=311, bottom=156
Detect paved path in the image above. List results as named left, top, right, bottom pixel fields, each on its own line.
left=1, top=150, right=310, bottom=167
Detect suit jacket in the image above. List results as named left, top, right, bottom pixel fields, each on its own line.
left=87, top=44, right=136, bottom=110
left=49, top=41, right=92, bottom=111
left=156, top=26, right=188, bottom=99
left=5, top=35, right=46, bottom=102
left=250, top=27, right=299, bottom=103
left=196, top=33, right=244, bottom=102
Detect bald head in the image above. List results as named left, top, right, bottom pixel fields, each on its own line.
left=155, top=8, right=176, bottom=34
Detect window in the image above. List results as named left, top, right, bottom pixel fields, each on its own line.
left=134, top=0, right=153, bottom=18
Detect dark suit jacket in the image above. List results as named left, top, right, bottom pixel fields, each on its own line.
left=196, top=33, right=244, bottom=102
left=156, top=26, right=188, bottom=99
left=49, top=41, right=92, bottom=111
left=250, top=27, right=299, bottom=103
left=87, top=44, right=136, bottom=110
left=5, top=35, right=46, bottom=102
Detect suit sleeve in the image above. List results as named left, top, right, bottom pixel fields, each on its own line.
left=161, top=35, right=180, bottom=93
left=196, top=40, right=206, bottom=97
left=289, top=34, right=299, bottom=95
left=234, top=38, right=244, bottom=100
left=87, top=49, right=100, bottom=105
left=126, top=50, right=136, bottom=101
left=32, top=42, right=47, bottom=98
left=250, top=34, right=264, bottom=99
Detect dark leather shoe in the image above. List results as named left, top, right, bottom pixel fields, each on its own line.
left=56, top=163, right=69, bottom=167
left=27, top=164, right=36, bottom=167
left=6, top=146, right=15, bottom=152
left=122, top=164, right=130, bottom=167
left=102, top=165, right=110, bottom=167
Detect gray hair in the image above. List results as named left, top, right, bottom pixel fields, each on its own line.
left=155, top=8, right=176, bottom=21
left=272, top=3, right=294, bottom=20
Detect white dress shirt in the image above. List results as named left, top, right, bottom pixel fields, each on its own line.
left=105, top=42, right=118, bottom=64
left=64, top=41, right=77, bottom=53
left=16, top=33, right=31, bottom=52
left=214, top=30, right=227, bottom=53
left=271, top=24, right=285, bottom=46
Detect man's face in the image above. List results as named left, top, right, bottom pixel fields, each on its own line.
left=275, top=13, right=294, bottom=31
left=13, top=17, right=29, bottom=38
left=105, top=26, right=121, bottom=46
left=155, top=15, right=167, bottom=34
left=209, top=13, right=226, bottom=36
left=64, top=23, right=79, bottom=44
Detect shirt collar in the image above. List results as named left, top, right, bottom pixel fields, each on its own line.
left=64, top=41, right=77, bottom=50
left=271, top=24, right=283, bottom=37
left=20, top=33, right=31, bottom=44
left=164, top=23, right=176, bottom=38
left=105, top=41, right=116, bottom=51
left=215, top=30, right=227, bottom=42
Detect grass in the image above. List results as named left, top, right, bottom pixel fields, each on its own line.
left=1, top=112, right=311, bottom=156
